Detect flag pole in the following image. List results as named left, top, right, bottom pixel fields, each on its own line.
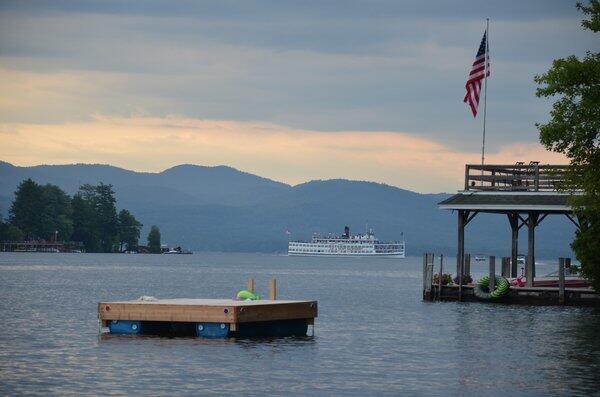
left=480, top=18, right=489, bottom=185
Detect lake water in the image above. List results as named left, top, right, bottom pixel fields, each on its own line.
left=0, top=252, right=599, bottom=396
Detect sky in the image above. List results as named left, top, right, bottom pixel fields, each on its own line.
left=0, top=0, right=596, bottom=192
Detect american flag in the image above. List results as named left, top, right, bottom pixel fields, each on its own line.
left=464, top=31, right=490, bottom=117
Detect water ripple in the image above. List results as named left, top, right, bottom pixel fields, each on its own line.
left=0, top=252, right=599, bottom=396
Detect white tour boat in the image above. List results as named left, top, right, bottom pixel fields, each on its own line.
left=288, top=226, right=405, bottom=257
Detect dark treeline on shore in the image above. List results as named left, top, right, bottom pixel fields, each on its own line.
left=0, top=179, right=149, bottom=253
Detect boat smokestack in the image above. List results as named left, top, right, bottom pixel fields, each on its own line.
left=343, top=226, right=350, bottom=238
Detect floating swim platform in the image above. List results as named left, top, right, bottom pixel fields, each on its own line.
left=98, top=298, right=318, bottom=338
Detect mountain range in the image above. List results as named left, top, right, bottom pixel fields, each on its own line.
left=0, top=161, right=576, bottom=257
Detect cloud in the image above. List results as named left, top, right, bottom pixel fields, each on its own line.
left=0, top=115, right=566, bottom=193
left=0, top=1, right=587, bottom=184
left=0, top=2, right=595, bottom=151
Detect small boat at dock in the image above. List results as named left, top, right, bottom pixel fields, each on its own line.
left=162, top=246, right=193, bottom=254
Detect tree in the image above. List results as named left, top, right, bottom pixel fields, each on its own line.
left=94, top=183, right=119, bottom=252
left=9, top=179, right=43, bottom=239
left=535, top=1, right=600, bottom=290
left=39, top=184, right=73, bottom=241
left=70, top=183, right=120, bottom=252
left=9, top=179, right=72, bottom=241
left=147, top=225, right=161, bottom=254
left=74, top=183, right=119, bottom=252
left=6, top=179, right=142, bottom=253
left=71, top=192, right=99, bottom=252
left=0, top=218, right=23, bottom=241
left=4, top=224, right=24, bottom=241
left=118, top=209, right=142, bottom=251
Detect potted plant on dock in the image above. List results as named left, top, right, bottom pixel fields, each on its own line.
left=433, top=273, right=453, bottom=286
left=453, top=274, right=473, bottom=285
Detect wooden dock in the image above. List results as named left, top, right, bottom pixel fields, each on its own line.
left=98, top=298, right=318, bottom=338
left=422, top=254, right=600, bottom=307
left=425, top=161, right=599, bottom=306
left=439, top=162, right=581, bottom=288
left=426, top=285, right=600, bottom=307
left=1, top=240, right=84, bottom=253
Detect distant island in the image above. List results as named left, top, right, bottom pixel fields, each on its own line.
left=0, top=178, right=164, bottom=253
left=0, top=161, right=577, bottom=257
left=0, top=178, right=183, bottom=254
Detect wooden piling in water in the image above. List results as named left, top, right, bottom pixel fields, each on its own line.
left=489, top=256, right=496, bottom=291
left=269, top=278, right=277, bottom=300
left=558, top=258, right=565, bottom=305
left=501, top=257, right=510, bottom=278
left=246, top=278, right=255, bottom=293
left=422, top=254, right=427, bottom=293
left=438, top=255, right=444, bottom=301
left=422, top=253, right=434, bottom=300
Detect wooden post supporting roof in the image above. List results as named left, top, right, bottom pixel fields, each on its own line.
left=457, top=210, right=467, bottom=301
left=456, top=211, right=465, bottom=277
left=507, top=213, right=519, bottom=277
left=526, top=212, right=538, bottom=287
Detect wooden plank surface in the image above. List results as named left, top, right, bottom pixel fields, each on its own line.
left=101, top=298, right=310, bottom=306
left=98, top=298, right=317, bottom=324
left=235, top=301, right=317, bottom=323
left=98, top=302, right=235, bottom=323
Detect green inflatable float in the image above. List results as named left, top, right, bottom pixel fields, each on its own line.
left=236, top=290, right=261, bottom=301
left=474, top=275, right=510, bottom=301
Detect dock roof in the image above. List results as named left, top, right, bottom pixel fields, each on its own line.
left=438, top=192, right=575, bottom=213
left=439, top=163, right=580, bottom=213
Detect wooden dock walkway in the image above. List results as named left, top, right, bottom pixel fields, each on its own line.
left=426, top=285, right=600, bottom=307
left=1, top=240, right=84, bottom=252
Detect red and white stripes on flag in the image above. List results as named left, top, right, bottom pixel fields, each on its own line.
left=464, top=30, right=490, bottom=117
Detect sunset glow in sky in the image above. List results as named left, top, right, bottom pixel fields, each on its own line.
left=1, top=1, right=595, bottom=192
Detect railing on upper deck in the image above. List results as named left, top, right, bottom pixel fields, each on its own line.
left=464, top=162, right=572, bottom=192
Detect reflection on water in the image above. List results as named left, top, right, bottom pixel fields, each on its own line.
left=0, top=252, right=599, bottom=396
